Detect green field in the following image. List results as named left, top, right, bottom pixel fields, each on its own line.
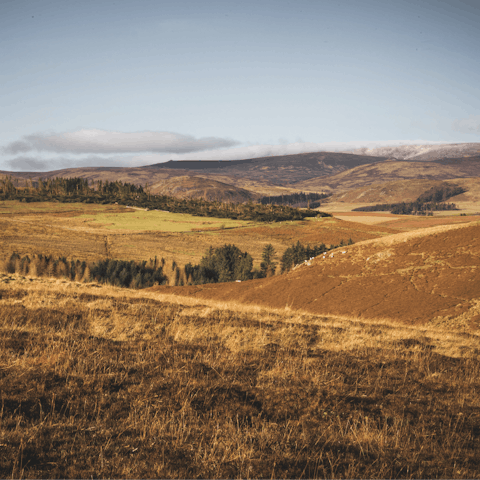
left=78, top=209, right=258, bottom=232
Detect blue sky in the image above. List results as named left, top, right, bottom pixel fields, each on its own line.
left=1, top=0, right=479, bottom=171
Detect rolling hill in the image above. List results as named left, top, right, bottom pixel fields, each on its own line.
left=149, top=221, right=480, bottom=329
left=149, top=175, right=258, bottom=202
left=324, top=177, right=480, bottom=205
left=296, top=157, right=480, bottom=193
left=2, top=145, right=480, bottom=204
left=0, top=166, right=192, bottom=186
left=149, top=151, right=390, bottom=185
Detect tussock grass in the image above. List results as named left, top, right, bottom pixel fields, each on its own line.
left=1, top=274, right=480, bottom=478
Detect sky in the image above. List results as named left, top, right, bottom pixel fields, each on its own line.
left=1, top=0, right=479, bottom=172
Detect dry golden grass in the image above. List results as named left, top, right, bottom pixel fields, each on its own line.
left=0, top=200, right=401, bottom=268
left=333, top=215, right=401, bottom=225
left=1, top=274, right=479, bottom=478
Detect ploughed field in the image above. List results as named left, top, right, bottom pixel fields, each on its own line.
left=1, top=277, right=479, bottom=478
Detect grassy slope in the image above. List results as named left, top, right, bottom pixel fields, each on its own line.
left=322, top=177, right=480, bottom=208
left=151, top=221, right=480, bottom=329
left=295, top=160, right=480, bottom=193
left=149, top=175, right=259, bottom=203
left=1, top=276, right=479, bottom=478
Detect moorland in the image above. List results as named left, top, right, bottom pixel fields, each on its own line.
left=1, top=142, right=480, bottom=478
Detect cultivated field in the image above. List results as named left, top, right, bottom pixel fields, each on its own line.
left=1, top=276, right=479, bottom=478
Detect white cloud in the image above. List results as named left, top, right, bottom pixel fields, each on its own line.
left=452, top=115, right=480, bottom=134
left=2, top=129, right=239, bottom=155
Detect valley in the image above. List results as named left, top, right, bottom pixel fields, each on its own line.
left=1, top=143, right=480, bottom=478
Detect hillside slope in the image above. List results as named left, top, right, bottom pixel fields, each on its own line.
left=150, top=221, right=480, bottom=329
left=149, top=151, right=390, bottom=184
left=296, top=157, right=480, bottom=192
left=0, top=166, right=191, bottom=186
left=324, top=177, right=480, bottom=206
left=149, top=175, right=258, bottom=202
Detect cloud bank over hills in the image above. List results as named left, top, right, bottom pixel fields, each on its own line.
left=1, top=129, right=453, bottom=172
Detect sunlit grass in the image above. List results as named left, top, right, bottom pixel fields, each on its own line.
left=1, top=275, right=479, bottom=478
left=77, top=209, right=257, bottom=232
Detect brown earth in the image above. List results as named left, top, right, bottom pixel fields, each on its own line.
left=149, top=221, right=480, bottom=329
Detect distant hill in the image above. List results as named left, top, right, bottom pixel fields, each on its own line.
left=343, top=142, right=480, bottom=161
left=0, top=166, right=192, bottom=186
left=328, top=179, right=449, bottom=203
left=1, top=151, right=391, bottom=201
left=326, top=176, right=480, bottom=205
left=149, top=176, right=258, bottom=203
left=295, top=157, right=480, bottom=192
left=3, top=146, right=480, bottom=204
left=149, top=151, right=390, bottom=185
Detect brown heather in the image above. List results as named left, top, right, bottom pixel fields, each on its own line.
left=1, top=275, right=479, bottom=479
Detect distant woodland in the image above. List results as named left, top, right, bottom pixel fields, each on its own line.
left=0, top=176, right=330, bottom=222
left=260, top=192, right=330, bottom=209
left=353, top=183, right=466, bottom=214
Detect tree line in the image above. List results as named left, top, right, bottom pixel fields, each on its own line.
left=279, top=238, right=353, bottom=272
left=353, top=183, right=466, bottom=215
left=0, top=175, right=331, bottom=223
left=260, top=192, right=331, bottom=209
left=1, top=240, right=352, bottom=288
left=1, top=253, right=167, bottom=289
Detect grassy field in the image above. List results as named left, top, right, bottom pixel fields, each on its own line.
left=0, top=200, right=402, bottom=268
left=77, top=208, right=256, bottom=232
left=0, top=275, right=479, bottom=478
